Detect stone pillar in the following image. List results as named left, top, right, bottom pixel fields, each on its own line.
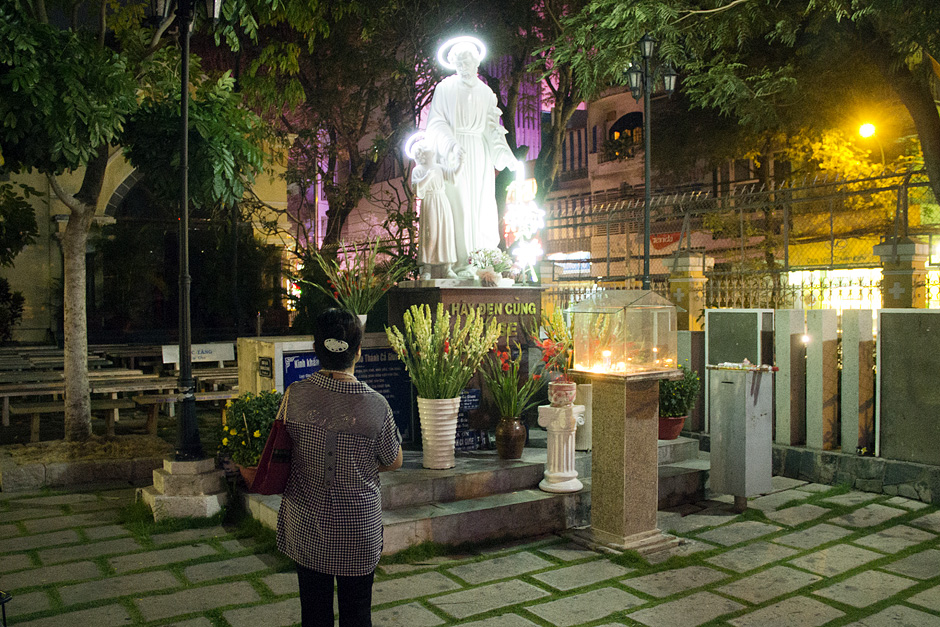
left=873, top=237, right=929, bottom=308
left=667, top=253, right=714, bottom=332
left=572, top=371, right=680, bottom=555
left=806, top=310, right=838, bottom=450
left=773, top=310, right=806, bottom=446
left=538, top=404, right=585, bottom=493
left=841, top=310, right=875, bottom=454
left=139, top=458, right=228, bottom=521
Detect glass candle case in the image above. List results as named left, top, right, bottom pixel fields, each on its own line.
left=570, top=290, right=678, bottom=376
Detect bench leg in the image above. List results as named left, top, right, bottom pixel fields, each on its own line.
left=105, top=413, right=115, bottom=437
left=111, top=392, right=120, bottom=423
left=146, top=405, right=159, bottom=435
left=2, top=396, right=8, bottom=427
left=30, top=412, right=39, bottom=442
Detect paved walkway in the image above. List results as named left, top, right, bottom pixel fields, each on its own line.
left=3, top=477, right=940, bottom=626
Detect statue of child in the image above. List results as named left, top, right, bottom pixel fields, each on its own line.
left=411, top=140, right=458, bottom=280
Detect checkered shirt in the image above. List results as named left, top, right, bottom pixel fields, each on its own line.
left=276, top=371, right=402, bottom=576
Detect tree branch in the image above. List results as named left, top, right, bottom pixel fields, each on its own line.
left=47, top=175, right=85, bottom=214
left=97, top=0, right=107, bottom=47
left=675, top=0, right=751, bottom=24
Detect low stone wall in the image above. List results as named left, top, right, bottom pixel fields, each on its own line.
left=685, top=431, right=940, bottom=505
left=0, top=448, right=164, bottom=492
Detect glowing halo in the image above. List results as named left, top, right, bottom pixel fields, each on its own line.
left=436, top=36, right=487, bottom=71
left=403, top=131, right=426, bottom=160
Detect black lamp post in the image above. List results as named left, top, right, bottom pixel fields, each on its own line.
left=625, top=34, right=677, bottom=291
left=171, top=0, right=221, bottom=461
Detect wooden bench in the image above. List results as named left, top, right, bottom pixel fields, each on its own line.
left=9, top=399, right=136, bottom=442
left=133, top=389, right=240, bottom=434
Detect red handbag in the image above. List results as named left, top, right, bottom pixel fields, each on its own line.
left=251, top=416, right=292, bottom=495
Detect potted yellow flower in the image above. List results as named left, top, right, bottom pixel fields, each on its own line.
left=480, top=342, right=545, bottom=459
left=386, top=303, right=502, bottom=469
left=219, top=390, right=283, bottom=487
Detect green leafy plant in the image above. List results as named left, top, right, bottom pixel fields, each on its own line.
left=480, top=342, right=545, bottom=419
left=219, top=390, right=283, bottom=467
left=303, top=238, right=411, bottom=316
left=659, top=366, right=700, bottom=418
left=385, top=303, right=502, bottom=399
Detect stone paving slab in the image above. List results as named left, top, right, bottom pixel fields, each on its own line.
left=622, top=565, right=728, bottom=598
left=4, top=590, right=51, bottom=620
left=0, top=508, right=61, bottom=524
left=151, top=526, right=230, bottom=545
left=0, top=552, right=33, bottom=572
left=727, top=595, right=844, bottom=627
left=658, top=509, right=738, bottom=534
left=821, top=491, right=880, bottom=507
left=58, top=569, right=180, bottom=606
left=884, top=496, right=929, bottom=510
left=627, top=590, right=744, bottom=627
left=814, top=569, right=917, bottom=607
left=788, top=544, right=883, bottom=576
left=0, top=528, right=80, bottom=552
left=765, top=504, right=830, bottom=527
left=223, top=597, right=301, bottom=627
left=911, top=511, right=940, bottom=533
left=716, top=565, right=822, bottom=604
left=843, top=604, right=940, bottom=626
left=0, top=522, right=18, bottom=537
left=37, top=536, right=142, bottom=564
left=447, top=551, right=553, bottom=585
left=828, top=503, right=907, bottom=528
left=371, top=601, right=445, bottom=627
left=525, top=587, right=644, bottom=627
left=109, top=542, right=218, bottom=573
left=748, top=491, right=810, bottom=512
left=13, top=603, right=131, bottom=627
left=695, top=521, right=781, bottom=546
left=373, top=571, right=463, bottom=606
left=882, top=548, right=940, bottom=579
left=183, top=554, right=279, bottom=583
left=459, top=614, right=542, bottom=627
left=853, top=524, right=937, bottom=554
left=221, top=537, right=257, bottom=553
left=429, top=579, right=550, bottom=619
left=531, top=559, right=633, bottom=591
left=772, top=523, right=854, bottom=549
left=22, top=510, right=119, bottom=533
left=136, top=581, right=260, bottom=622
left=2, top=559, right=102, bottom=591
left=795, top=483, right=834, bottom=493
left=83, top=523, right=131, bottom=540
left=907, top=584, right=940, bottom=612
left=706, top=541, right=798, bottom=573
left=156, top=619, right=215, bottom=627
left=262, top=572, right=299, bottom=596
left=769, top=476, right=810, bottom=492
left=537, top=543, right=601, bottom=562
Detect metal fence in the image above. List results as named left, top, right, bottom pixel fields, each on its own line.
left=544, top=168, right=939, bottom=311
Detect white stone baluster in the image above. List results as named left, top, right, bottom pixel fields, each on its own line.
left=538, top=404, right=584, bottom=493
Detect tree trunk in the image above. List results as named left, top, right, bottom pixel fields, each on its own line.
left=61, top=207, right=92, bottom=441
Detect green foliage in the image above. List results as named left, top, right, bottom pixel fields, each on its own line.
left=122, top=67, right=265, bottom=211
left=601, top=132, right=637, bottom=162
left=220, top=390, right=284, bottom=467
left=0, top=277, right=25, bottom=343
left=0, top=4, right=137, bottom=175
left=0, top=181, right=37, bottom=266
left=659, top=365, right=700, bottom=418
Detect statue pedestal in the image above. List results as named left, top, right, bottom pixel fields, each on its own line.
left=537, top=404, right=584, bottom=493
left=571, top=370, right=681, bottom=555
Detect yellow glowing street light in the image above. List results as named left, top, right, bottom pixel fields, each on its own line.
left=858, top=123, right=885, bottom=167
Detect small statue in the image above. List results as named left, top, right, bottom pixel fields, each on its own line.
left=408, top=137, right=458, bottom=280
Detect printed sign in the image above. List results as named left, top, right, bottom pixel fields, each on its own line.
left=258, top=356, right=273, bottom=379
left=282, top=348, right=413, bottom=442
left=162, top=343, right=235, bottom=364
left=455, top=388, right=486, bottom=451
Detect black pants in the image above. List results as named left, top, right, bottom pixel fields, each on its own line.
left=296, top=563, right=374, bottom=627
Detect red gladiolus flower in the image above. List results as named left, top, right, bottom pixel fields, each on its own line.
left=333, top=291, right=339, bottom=298
left=532, top=374, right=541, bottom=380
left=444, top=340, right=450, bottom=353
left=501, top=361, right=510, bottom=372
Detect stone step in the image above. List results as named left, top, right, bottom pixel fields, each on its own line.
left=243, top=481, right=592, bottom=554
left=658, top=436, right=700, bottom=464
left=659, top=457, right=709, bottom=509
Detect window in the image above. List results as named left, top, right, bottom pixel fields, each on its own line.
left=592, top=126, right=597, bottom=153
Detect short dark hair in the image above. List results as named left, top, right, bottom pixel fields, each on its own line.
left=314, top=308, right=362, bottom=370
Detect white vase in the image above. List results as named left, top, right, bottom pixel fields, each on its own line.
left=417, top=396, right=462, bottom=469
left=358, top=314, right=367, bottom=329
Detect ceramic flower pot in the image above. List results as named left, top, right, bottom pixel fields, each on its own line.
left=417, top=396, right=462, bottom=469
left=238, top=465, right=258, bottom=491
left=548, top=380, right=578, bottom=407
left=495, top=417, right=526, bottom=459
left=658, top=414, right=687, bottom=440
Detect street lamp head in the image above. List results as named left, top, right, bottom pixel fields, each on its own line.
left=148, top=0, right=172, bottom=21
left=640, top=33, right=656, bottom=60
left=626, top=63, right=643, bottom=101
left=662, top=65, right=677, bottom=95
left=859, top=123, right=876, bottom=138
left=205, top=0, right=221, bottom=23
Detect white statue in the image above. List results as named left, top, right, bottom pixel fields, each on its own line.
left=407, top=136, right=458, bottom=280
left=426, top=36, right=519, bottom=277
